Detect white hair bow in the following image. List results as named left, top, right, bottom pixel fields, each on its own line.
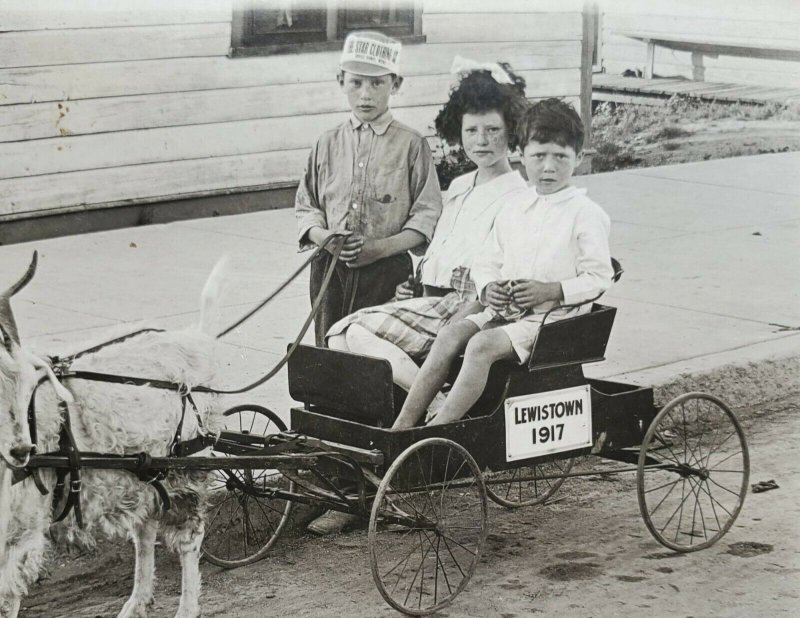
left=450, top=55, right=513, bottom=85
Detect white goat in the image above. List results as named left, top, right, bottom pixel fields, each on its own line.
left=0, top=253, right=228, bottom=618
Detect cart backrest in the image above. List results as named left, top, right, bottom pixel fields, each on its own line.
left=288, top=344, right=396, bottom=427
left=527, top=303, right=617, bottom=371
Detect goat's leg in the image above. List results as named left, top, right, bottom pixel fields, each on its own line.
left=0, top=596, right=21, bottom=618
left=118, top=519, right=158, bottom=618
left=174, top=524, right=203, bottom=618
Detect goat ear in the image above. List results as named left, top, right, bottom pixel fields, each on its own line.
left=0, top=251, right=37, bottom=348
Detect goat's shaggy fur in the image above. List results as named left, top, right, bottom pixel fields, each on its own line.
left=0, top=257, right=228, bottom=618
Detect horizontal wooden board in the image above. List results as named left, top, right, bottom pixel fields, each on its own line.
left=423, top=12, right=582, bottom=43
left=0, top=40, right=580, bottom=106
left=0, top=150, right=309, bottom=217
left=603, top=14, right=800, bottom=42
left=0, top=23, right=231, bottom=69
left=1, top=0, right=232, bottom=31
left=421, top=0, right=584, bottom=14
left=1, top=68, right=580, bottom=142
left=0, top=94, right=581, bottom=218
left=603, top=0, right=798, bottom=22
left=602, top=41, right=800, bottom=73
left=1, top=77, right=583, bottom=179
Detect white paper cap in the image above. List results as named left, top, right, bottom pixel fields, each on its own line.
left=340, top=31, right=401, bottom=76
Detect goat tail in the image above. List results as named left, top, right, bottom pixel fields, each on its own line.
left=198, top=255, right=230, bottom=335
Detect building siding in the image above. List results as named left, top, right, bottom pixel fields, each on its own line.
left=0, top=0, right=586, bottom=222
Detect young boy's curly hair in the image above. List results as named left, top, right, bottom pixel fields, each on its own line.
left=517, top=98, right=585, bottom=153
left=434, top=63, right=528, bottom=151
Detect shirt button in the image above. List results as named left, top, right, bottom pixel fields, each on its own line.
left=358, top=162, right=364, bottom=168
left=352, top=202, right=358, bottom=209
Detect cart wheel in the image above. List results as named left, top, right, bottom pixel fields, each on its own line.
left=368, top=438, right=488, bottom=616
left=203, top=404, right=294, bottom=568
left=637, top=392, right=749, bottom=552
left=485, top=458, right=574, bottom=508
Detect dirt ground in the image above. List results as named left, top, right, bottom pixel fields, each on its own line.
left=20, top=390, right=800, bottom=618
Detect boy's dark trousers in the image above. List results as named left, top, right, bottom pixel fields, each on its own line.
left=310, top=251, right=412, bottom=347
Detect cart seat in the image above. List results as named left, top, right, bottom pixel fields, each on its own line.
left=288, top=344, right=397, bottom=427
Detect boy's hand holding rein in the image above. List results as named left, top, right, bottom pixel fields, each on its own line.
left=509, top=279, right=564, bottom=309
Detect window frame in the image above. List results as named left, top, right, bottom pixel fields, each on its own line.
left=230, top=1, right=425, bottom=58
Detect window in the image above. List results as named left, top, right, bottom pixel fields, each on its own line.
left=231, top=1, right=424, bottom=57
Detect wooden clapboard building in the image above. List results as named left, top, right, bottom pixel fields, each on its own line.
left=0, top=0, right=594, bottom=243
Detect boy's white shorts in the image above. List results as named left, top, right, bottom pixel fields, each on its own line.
left=464, top=307, right=546, bottom=364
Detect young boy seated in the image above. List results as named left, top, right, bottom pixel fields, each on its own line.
left=392, top=98, right=614, bottom=429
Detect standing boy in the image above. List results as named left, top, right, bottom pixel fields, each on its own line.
left=393, top=98, right=614, bottom=429
left=296, top=31, right=442, bottom=346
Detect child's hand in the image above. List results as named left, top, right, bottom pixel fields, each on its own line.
left=510, top=279, right=563, bottom=309
left=394, top=277, right=415, bottom=300
left=345, top=238, right=384, bottom=268
left=485, top=280, right=512, bottom=311
left=338, top=234, right=365, bottom=263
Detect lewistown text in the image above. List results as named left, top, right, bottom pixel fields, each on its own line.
left=514, top=399, right=584, bottom=424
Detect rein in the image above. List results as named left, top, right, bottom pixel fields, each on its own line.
left=18, top=235, right=347, bottom=526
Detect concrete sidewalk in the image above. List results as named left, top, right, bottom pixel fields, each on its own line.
left=2, top=152, right=799, bottom=421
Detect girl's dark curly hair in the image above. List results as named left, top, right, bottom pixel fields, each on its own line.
left=434, top=63, right=528, bottom=151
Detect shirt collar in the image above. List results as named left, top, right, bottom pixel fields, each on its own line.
left=447, top=170, right=525, bottom=201
left=532, top=185, right=585, bottom=205
left=349, top=110, right=394, bottom=135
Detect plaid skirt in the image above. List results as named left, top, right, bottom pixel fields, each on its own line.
left=327, top=266, right=480, bottom=360
left=326, top=291, right=475, bottom=361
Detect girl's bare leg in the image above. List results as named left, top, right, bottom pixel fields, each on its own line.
left=393, top=320, right=479, bottom=429
left=428, top=329, right=515, bottom=425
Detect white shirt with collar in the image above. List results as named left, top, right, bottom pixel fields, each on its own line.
left=471, top=184, right=613, bottom=313
left=421, top=170, right=527, bottom=288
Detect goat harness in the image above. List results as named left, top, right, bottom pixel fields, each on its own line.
left=14, top=236, right=347, bottom=528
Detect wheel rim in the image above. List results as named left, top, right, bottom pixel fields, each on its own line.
left=368, top=438, right=488, bottom=616
left=203, top=404, right=294, bottom=568
left=485, top=457, right=574, bottom=508
left=637, top=392, right=749, bottom=552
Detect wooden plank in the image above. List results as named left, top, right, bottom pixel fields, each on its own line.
left=0, top=150, right=309, bottom=217
left=0, top=94, right=581, bottom=218
left=605, top=0, right=798, bottom=22
left=1, top=75, right=583, bottom=179
left=0, top=23, right=231, bottom=69
left=0, top=0, right=231, bottom=30
left=423, top=13, right=582, bottom=43
left=0, top=41, right=580, bottom=106
left=604, top=14, right=800, bottom=43
left=0, top=68, right=580, bottom=142
left=422, top=0, right=584, bottom=14
left=580, top=4, right=594, bottom=150
left=603, top=40, right=800, bottom=74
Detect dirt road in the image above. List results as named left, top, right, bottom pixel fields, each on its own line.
left=21, top=395, right=799, bottom=618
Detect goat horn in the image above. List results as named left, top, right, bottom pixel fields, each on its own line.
left=0, top=251, right=38, bottom=347
left=3, top=251, right=38, bottom=298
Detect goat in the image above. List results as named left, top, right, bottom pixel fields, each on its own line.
left=0, top=252, right=227, bottom=618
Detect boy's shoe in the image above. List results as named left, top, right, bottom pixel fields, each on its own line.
left=307, top=510, right=361, bottom=536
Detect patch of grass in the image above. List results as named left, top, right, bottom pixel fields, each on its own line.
left=652, top=125, right=692, bottom=141
left=590, top=97, right=800, bottom=171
